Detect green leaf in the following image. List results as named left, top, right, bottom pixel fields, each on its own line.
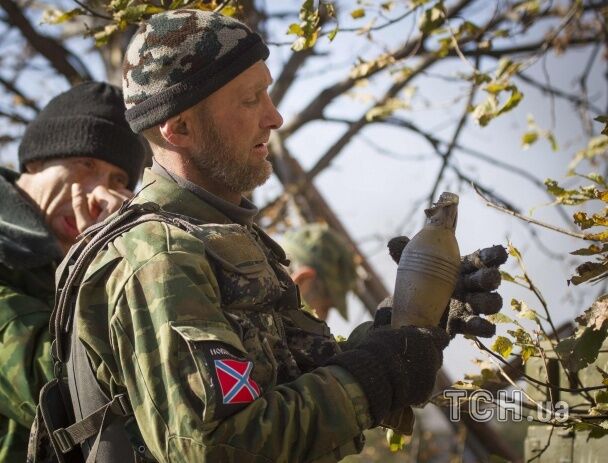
left=521, top=131, right=539, bottom=148
left=350, top=8, right=365, bottom=19
left=521, top=345, right=537, bottom=364
left=327, top=25, right=339, bottom=41
left=491, top=336, right=513, bottom=358
left=365, top=98, right=410, bottom=121
left=42, top=8, right=85, bottom=25
left=496, top=58, right=521, bottom=79
left=452, top=380, right=480, bottom=390
left=568, top=136, right=608, bottom=174
left=485, top=82, right=509, bottom=94
left=500, top=270, right=516, bottom=282
left=487, top=313, right=514, bottom=324
left=94, top=24, right=118, bottom=46
left=471, top=95, right=498, bottom=126
left=571, top=243, right=608, bottom=256
left=572, top=421, right=608, bottom=439
left=470, top=71, right=492, bottom=85
left=576, top=296, right=608, bottom=331
left=507, top=243, right=522, bottom=259
left=596, top=390, right=608, bottom=403
left=544, top=179, right=596, bottom=205
left=287, top=23, right=304, bottom=36
left=570, top=261, right=608, bottom=285
left=546, top=132, right=558, bottom=151
left=555, top=326, right=608, bottom=372
left=596, top=366, right=608, bottom=386
left=595, top=115, right=608, bottom=136
left=586, top=231, right=608, bottom=242
left=418, top=1, right=446, bottom=34
left=511, top=299, right=538, bottom=321
left=496, top=87, right=523, bottom=116
left=386, top=429, right=409, bottom=452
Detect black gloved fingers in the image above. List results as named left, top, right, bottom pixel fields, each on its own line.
left=461, top=245, right=508, bottom=273
left=464, top=292, right=503, bottom=315
left=448, top=315, right=496, bottom=338
left=446, top=301, right=496, bottom=338
left=374, top=307, right=392, bottom=328
left=417, top=326, right=450, bottom=351
left=455, top=267, right=501, bottom=293
left=387, top=236, right=410, bottom=264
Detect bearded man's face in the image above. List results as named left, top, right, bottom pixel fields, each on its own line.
left=189, top=61, right=283, bottom=194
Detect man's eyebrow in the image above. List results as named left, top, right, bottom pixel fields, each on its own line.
left=247, top=78, right=274, bottom=93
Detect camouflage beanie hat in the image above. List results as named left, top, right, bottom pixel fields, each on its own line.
left=282, top=224, right=358, bottom=320
left=123, top=9, right=269, bottom=133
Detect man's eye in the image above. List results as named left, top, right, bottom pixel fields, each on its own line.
left=244, top=97, right=258, bottom=105
left=114, top=177, right=129, bottom=189
left=79, top=159, right=96, bottom=170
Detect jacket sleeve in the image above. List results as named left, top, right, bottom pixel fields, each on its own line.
left=0, top=283, right=53, bottom=427
left=105, top=249, right=373, bottom=463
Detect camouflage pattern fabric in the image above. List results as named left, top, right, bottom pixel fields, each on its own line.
left=0, top=169, right=56, bottom=462
left=123, top=9, right=269, bottom=133
left=282, top=224, right=357, bottom=320
left=74, top=169, right=373, bottom=462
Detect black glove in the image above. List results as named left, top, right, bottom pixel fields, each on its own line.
left=326, top=325, right=449, bottom=425
left=387, top=237, right=508, bottom=338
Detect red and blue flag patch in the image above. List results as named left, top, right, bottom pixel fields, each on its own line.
left=214, top=358, right=261, bottom=404
left=198, top=340, right=263, bottom=420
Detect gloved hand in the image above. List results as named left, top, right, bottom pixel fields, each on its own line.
left=326, top=325, right=449, bottom=426
left=387, top=237, right=508, bottom=338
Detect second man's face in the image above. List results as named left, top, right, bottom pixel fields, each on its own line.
left=189, top=61, right=283, bottom=194
left=20, top=157, right=131, bottom=252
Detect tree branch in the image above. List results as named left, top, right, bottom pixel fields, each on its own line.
left=427, top=75, right=479, bottom=206
left=474, top=184, right=589, bottom=240
left=0, top=0, right=91, bottom=84
left=516, top=71, right=604, bottom=116
left=0, top=75, right=39, bottom=112
left=280, top=0, right=474, bottom=135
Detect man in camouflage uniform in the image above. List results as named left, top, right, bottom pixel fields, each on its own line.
left=69, top=9, right=504, bottom=462
left=282, top=224, right=357, bottom=321
left=0, top=82, right=146, bottom=462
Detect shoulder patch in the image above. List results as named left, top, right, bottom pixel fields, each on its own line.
left=201, top=341, right=261, bottom=418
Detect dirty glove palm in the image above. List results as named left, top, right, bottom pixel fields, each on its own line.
left=326, top=326, right=449, bottom=425
left=388, top=237, right=508, bottom=337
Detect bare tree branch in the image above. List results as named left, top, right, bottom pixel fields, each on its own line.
left=270, top=47, right=315, bottom=107
left=474, top=185, right=589, bottom=240
left=516, top=71, right=604, bottom=115
left=0, top=0, right=91, bottom=84
left=427, top=74, right=479, bottom=206
left=281, top=0, right=474, bottom=135
left=306, top=54, right=437, bottom=180
left=0, top=75, right=39, bottom=112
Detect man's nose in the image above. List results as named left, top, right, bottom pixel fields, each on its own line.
left=263, top=97, right=283, bottom=130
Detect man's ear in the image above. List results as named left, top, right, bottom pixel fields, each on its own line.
left=23, top=160, right=44, bottom=174
left=159, top=113, right=193, bottom=149
left=291, top=266, right=317, bottom=285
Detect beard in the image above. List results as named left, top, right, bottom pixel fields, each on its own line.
left=191, top=119, right=272, bottom=194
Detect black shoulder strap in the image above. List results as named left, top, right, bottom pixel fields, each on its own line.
left=50, top=201, right=203, bottom=367
left=47, top=201, right=200, bottom=463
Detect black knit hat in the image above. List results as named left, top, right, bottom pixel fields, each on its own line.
left=18, top=82, right=146, bottom=189
left=122, top=9, right=269, bottom=133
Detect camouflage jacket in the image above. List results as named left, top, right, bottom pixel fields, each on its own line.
left=0, top=168, right=59, bottom=462
left=74, top=168, right=373, bottom=463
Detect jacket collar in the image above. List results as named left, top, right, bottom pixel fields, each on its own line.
left=0, top=167, right=62, bottom=269
left=137, top=166, right=258, bottom=226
